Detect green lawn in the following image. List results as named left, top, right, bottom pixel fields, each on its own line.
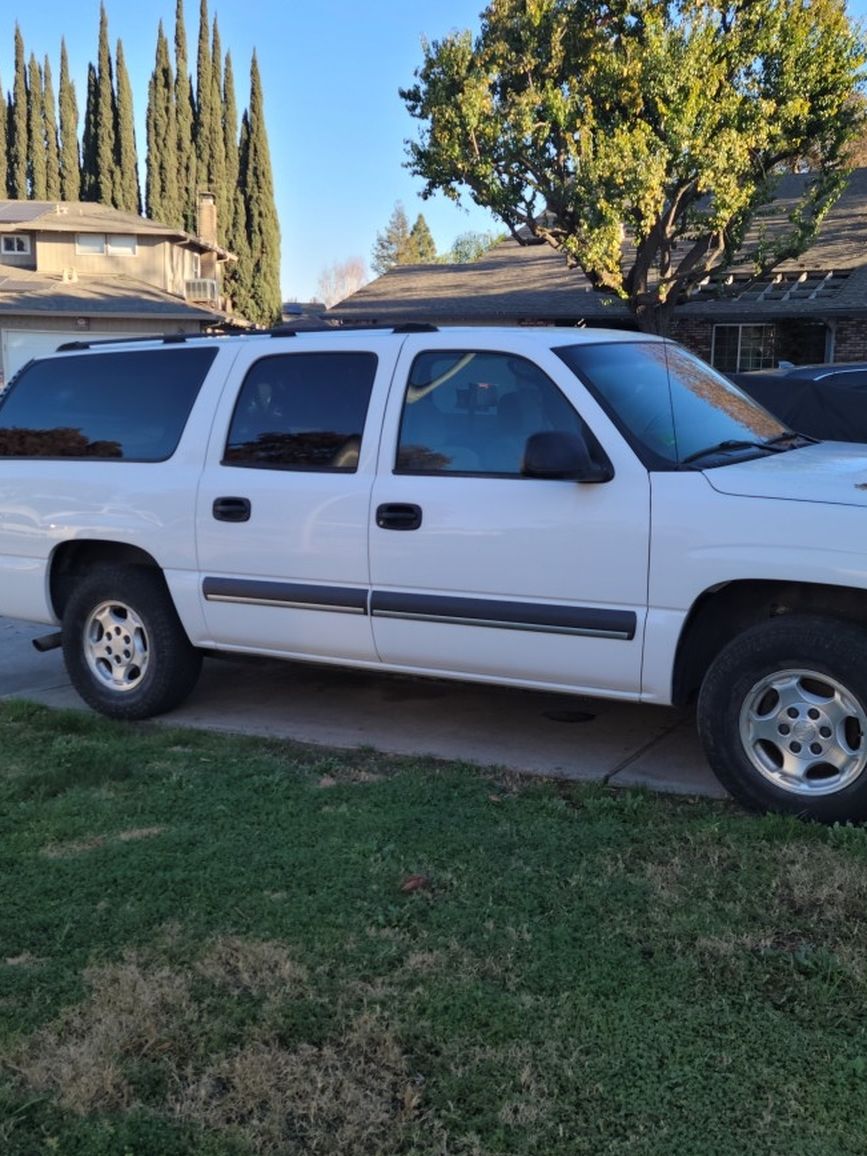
left=2, top=698, right=867, bottom=1155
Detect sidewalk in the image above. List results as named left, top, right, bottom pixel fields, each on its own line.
left=0, top=616, right=725, bottom=799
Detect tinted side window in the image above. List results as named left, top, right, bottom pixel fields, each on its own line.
left=397, top=350, right=593, bottom=475
left=0, top=346, right=217, bottom=461
left=224, top=352, right=377, bottom=471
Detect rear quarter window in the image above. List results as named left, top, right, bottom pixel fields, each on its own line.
left=0, top=346, right=218, bottom=461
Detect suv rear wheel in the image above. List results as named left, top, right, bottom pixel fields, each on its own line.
left=698, top=614, right=867, bottom=822
left=62, top=566, right=202, bottom=720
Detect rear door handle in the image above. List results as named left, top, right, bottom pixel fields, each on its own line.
left=213, top=496, right=251, bottom=522
left=376, top=503, right=422, bottom=531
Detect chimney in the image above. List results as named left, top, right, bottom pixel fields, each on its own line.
left=197, top=190, right=218, bottom=280
left=197, top=190, right=217, bottom=245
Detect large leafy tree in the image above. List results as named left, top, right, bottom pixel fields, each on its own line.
left=402, top=0, right=866, bottom=333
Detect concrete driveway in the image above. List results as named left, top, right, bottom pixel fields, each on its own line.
left=0, top=615, right=725, bottom=799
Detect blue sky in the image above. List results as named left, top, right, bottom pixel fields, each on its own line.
left=2, top=2, right=866, bottom=302
left=0, top=1, right=498, bottom=302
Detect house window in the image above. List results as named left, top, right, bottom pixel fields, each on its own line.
left=711, top=324, right=775, bottom=372
left=107, top=233, right=137, bottom=256
left=75, top=233, right=137, bottom=256
left=1, top=234, right=31, bottom=255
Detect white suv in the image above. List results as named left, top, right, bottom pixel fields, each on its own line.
left=2, top=324, right=867, bottom=823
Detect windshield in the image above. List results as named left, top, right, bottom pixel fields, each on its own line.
left=555, top=341, right=790, bottom=468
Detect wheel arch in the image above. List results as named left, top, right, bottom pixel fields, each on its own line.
left=672, top=580, right=867, bottom=706
left=49, top=539, right=165, bottom=619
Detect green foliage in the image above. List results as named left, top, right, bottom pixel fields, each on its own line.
left=3, top=701, right=867, bottom=1153
left=114, top=41, right=141, bottom=214
left=238, top=52, right=281, bottom=325
left=8, top=25, right=27, bottom=198
left=42, top=56, right=61, bottom=201
left=403, top=0, right=867, bottom=333
left=195, top=0, right=213, bottom=188
left=372, top=203, right=440, bottom=272
left=408, top=211, right=437, bottom=262
left=26, top=54, right=46, bottom=200
left=207, top=17, right=227, bottom=241
left=145, top=23, right=179, bottom=224
left=0, top=72, right=6, bottom=196
left=94, top=4, right=118, bottom=207
left=58, top=39, right=80, bottom=202
left=371, top=201, right=411, bottom=273
left=79, top=63, right=98, bottom=201
left=443, top=228, right=503, bottom=263
left=174, top=0, right=197, bottom=231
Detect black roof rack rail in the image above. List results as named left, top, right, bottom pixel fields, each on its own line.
left=53, top=320, right=442, bottom=353
left=55, top=333, right=201, bottom=352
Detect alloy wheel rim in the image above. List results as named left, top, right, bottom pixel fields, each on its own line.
left=83, top=600, right=149, bottom=693
left=739, top=667, right=867, bottom=796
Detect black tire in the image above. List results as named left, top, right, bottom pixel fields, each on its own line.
left=62, top=566, right=202, bottom=720
left=698, top=614, right=867, bottom=823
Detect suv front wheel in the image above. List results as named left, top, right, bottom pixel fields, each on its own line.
left=62, top=566, right=202, bottom=720
left=698, top=614, right=867, bottom=823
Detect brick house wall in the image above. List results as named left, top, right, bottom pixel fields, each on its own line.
left=669, top=318, right=713, bottom=362
left=832, top=320, right=867, bottom=361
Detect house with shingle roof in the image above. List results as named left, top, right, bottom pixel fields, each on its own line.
left=330, top=167, right=867, bottom=372
left=0, top=193, right=233, bottom=385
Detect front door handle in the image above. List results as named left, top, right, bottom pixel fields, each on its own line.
left=213, top=496, right=251, bottom=523
left=376, top=503, right=422, bottom=531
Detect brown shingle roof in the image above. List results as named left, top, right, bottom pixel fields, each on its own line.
left=0, top=264, right=225, bottom=321
left=331, top=167, right=867, bottom=326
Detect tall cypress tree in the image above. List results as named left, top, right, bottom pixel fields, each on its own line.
left=241, top=52, right=281, bottom=325
left=80, top=63, right=98, bottom=199
left=114, top=40, right=141, bottom=213
left=208, top=17, right=227, bottom=237
left=145, top=22, right=179, bottom=224
left=174, top=0, right=197, bottom=230
left=227, top=108, right=253, bottom=317
left=222, top=49, right=246, bottom=304
left=9, top=25, right=28, bottom=198
left=195, top=0, right=213, bottom=188
left=42, top=56, right=61, bottom=200
left=0, top=75, right=7, bottom=197
left=95, top=3, right=118, bottom=206
left=27, top=54, right=47, bottom=200
left=59, top=39, right=80, bottom=202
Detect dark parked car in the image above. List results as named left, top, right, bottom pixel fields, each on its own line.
left=729, top=363, right=867, bottom=442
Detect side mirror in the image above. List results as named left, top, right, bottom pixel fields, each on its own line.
left=522, top=430, right=613, bottom=483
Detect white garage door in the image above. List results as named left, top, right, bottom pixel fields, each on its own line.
left=1, top=329, right=147, bottom=384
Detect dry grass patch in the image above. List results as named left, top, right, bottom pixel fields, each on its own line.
left=115, top=826, right=165, bottom=842
left=769, top=843, right=867, bottom=924
left=40, top=835, right=107, bottom=859
left=4, top=952, right=42, bottom=968
left=175, top=1011, right=414, bottom=1155
left=5, top=941, right=416, bottom=1154
left=40, top=826, right=166, bottom=858
left=195, top=936, right=307, bottom=998
left=8, top=955, right=195, bottom=1114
